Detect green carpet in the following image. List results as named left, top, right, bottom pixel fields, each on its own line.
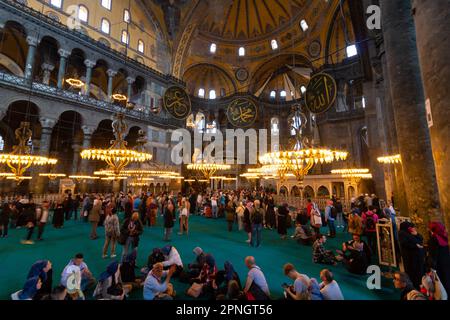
left=0, top=214, right=398, bottom=300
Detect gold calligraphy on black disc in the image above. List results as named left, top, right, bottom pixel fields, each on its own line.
left=305, top=73, right=337, bottom=114
left=163, top=86, right=191, bottom=120
left=227, top=98, right=258, bottom=128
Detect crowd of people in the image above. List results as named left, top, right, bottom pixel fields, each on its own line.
left=1, top=189, right=449, bottom=301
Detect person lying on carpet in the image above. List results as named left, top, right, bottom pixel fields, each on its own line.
left=93, top=261, right=132, bottom=300
left=61, top=253, right=96, bottom=292
left=161, top=245, right=184, bottom=277
left=26, top=260, right=53, bottom=300
left=11, top=276, right=42, bottom=300
left=143, top=263, right=176, bottom=300
left=312, top=235, right=338, bottom=266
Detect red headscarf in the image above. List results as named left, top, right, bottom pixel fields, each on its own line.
left=429, top=222, right=449, bottom=247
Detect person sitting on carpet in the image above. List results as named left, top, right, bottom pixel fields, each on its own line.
left=186, top=247, right=207, bottom=279
left=319, top=269, right=344, bottom=300
left=243, top=256, right=270, bottom=300
left=61, top=253, right=96, bottom=292
left=11, top=276, right=42, bottom=300
left=26, top=260, right=53, bottom=300
left=120, top=249, right=142, bottom=289
left=216, top=280, right=246, bottom=301
left=93, top=261, right=132, bottom=300
left=393, top=271, right=427, bottom=300
left=292, top=221, right=315, bottom=246
left=216, top=261, right=242, bottom=296
left=312, top=235, right=337, bottom=266
left=161, top=245, right=184, bottom=276
left=188, top=254, right=218, bottom=300
left=41, top=285, right=67, bottom=300
left=282, top=263, right=312, bottom=300
left=60, top=265, right=85, bottom=300
left=336, top=234, right=371, bottom=274
left=141, top=247, right=165, bottom=277
left=143, top=263, right=176, bottom=300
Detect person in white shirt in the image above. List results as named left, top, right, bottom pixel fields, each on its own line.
left=196, top=194, right=203, bottom=215
left=61, top=253, right=96, bottom=292
left=319, top=269, right=344, bottom=300
left=161, top=245, right=183, bottom=276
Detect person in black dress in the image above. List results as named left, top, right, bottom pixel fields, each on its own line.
left=428, top=221, right=450, bottom=294
left=265, top=196, right=276, bottom=230
left=398, top=221, right=425, bottom=289
left=243, top=202, right=253, bottom=243
left=52, top=201, right=64, bottom=228
left=277, top=203, right=289, bottom=239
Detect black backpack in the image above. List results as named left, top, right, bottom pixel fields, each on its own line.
left=252, top=209, right=263, bottom=225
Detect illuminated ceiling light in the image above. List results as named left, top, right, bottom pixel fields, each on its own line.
left=377, top=154, right=402, bottom=164
left=39, top=173, right=66, bottom=180
left=112, top=93, right=127, bottom=101
left=187, top=162, right=231, bottom=180
left=65, top=78, right=84, bottom=88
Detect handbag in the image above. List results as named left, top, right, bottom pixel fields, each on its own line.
left=186, top=282, right=203, bottom=298
left=312, top=210, right=322, bottom=227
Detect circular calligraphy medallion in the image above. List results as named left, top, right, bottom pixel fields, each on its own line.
left=304, top=73, right=337, bottom=114
left=226, top=98, right=258, bottom=128
left=163, top=86, right=191, bottom=120
left=235, top=68, right=249, bottom=82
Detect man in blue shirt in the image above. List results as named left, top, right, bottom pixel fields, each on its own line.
left=143, top=263, right=176, bottom=300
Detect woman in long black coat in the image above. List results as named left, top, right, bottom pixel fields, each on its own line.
left=277, top=203, right=289, bottom=239
left=265, top=196, right=276, bottom=229
left=398, top=222, right=425, bottom=289
left=52, top=202, right=64, bottom=228
left=428, top=222, right=450, bottom=294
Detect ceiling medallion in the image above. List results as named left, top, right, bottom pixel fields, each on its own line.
left=226, top=98, right=258, bottom=128
left=305, top=73, right=337, bottom=114
left=163, top=86, right=192, bottom=120
left=308, top=40, right=322, bottom=58
left=235, top=68, right=249, bottom=82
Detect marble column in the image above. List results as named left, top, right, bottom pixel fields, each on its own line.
left=41, top=63, right=55, bottom=85
left=126, top=77, right=135, bottom=102
left=107, top=69, right=118, bottom=102
left=72, top=144, right=81, bottom=175
left=380, top=0, right=440, bottom=234
left=35, top=118, right=56, bottom=194
left=412, top=0, right=450, bottom=236
left=57, top=49, right=71, bottom=89
left=79, top=126, right=95, bottom=193
left=84, top=60, right=96, bottom=96
left=24, top=36, right=39, bottom=80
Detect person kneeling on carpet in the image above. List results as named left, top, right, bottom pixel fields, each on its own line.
left=312, top=235, right=337, bottom=266
left=161, top=245, right=184, bottom=277
left=143, top=263, right=176, bottom=300
left=93, top=261, right=132, bottom=300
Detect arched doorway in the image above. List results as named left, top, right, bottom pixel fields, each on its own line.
left=303, top=186, right=315, bottom=199
left=317, top=186, right=330, bottom=198
left=279, top=186, right=288, bottom=196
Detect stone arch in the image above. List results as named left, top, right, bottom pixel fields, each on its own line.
left=36, top=36, right=60, bottom=85
left=303, top=185, right=315, bottom=198
left=317, top=186, right=330, bottom=198
left=0, top=53, right=24, bottom=76
left=125, top=126, right=142, bottom=149
left=0, top=21, right=29, bottom=71
left=279, top=185, right=288, bottom=196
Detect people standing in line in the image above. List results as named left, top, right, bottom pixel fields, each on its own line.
left=251, top=200, right=264, bottom=247
left=398, top=221, right=425, bottom=289
left=120, top=212, right=143, bottom=259
left=225, top=201, right=235, bottom=232
left=236, top=202, right=245, bottom=231
left=335, top=198, right=344, bottom=229
left=310, top=203, right=323, bottom=235
left=103, top=200, right=120, bottom=259
left=362, top=206, right=379, bottom=255
left=265, top=195, right=276, bottom=230
left=36, top=200, right=50, bottom=241
left=163, top=199, right=176, bottom=241
left=88, top=195, right=102, bottom=240
left=427, top=221, right=450, bottom=294
left=319, top=269, right=344, bottom=300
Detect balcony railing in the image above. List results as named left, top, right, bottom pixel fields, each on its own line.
left=0, top=71, right=183, bottom=128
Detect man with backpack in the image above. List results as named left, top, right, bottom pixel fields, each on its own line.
left=251, top=200, right=264, bottom=248
left=325, top=200, right=337, bottom=238
left=362, top=206, right=379, bottom=255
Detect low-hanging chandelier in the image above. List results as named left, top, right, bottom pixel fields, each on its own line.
left=187, top=161, right=231, bottom=180
left=80, top=113, right=152, bottom=177
left=0, top=122, right=58, bottom=182
left=378, top=154, right=402, bottom=164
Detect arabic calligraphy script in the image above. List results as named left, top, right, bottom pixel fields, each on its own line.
left=305, top=73, right=337, bottom=114
left=163, top=86, right=191, bottom=120
left=227, top=98, right=258, bottom=128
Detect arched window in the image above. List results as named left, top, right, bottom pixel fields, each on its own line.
left=121, top=30, right=129, bottom=45
left=271, top=118, right=279, bottom=135
left=101, top=18, right=110, bottom=34
left=210, top=43, right=217, bottom=54
left=300, top=86, right=307, bottom=94
left=270, top=90, right=276, bottom=98
left=271, top=39, right=278, bottom=50
left=238, top=47, right=245, bottom=57
left=198, top=88, right=205, bottom=98
left=0, top=135, right=4, bottom=151
left=50, top=0, right=62, bottom=8
left=207, top=120, right=217, bottom=134
left=300, top=19, right=309, bottom=31
left=78, top=5, right=89, bottom=23
left=101, top=0, right=112, bottom=10
left=280, top=90, right=287, bottom=98
left=123, top=9, right=131, bottom=23
left=137, top=40, right=145, bottom=53
left=195, top=113, right=206, bottom=133
left=209, top=90, right=216, bottom=100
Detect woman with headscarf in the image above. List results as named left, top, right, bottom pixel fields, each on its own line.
left=120, top=212, right=143, bottom=260
left=12, top=276, right=42, bottom=300
left=243, top=201, right=253, bottom=243
left=265, top=195, right=276, bottom=230
left=398, top=221, right=425, bottom=289
left=93, top=261, right=131, bottom=300
left=196, top=254, right=218, bottom=300
left=277, top=203, right=289, bottom=239
left=27, top=260, right=53, bottom=300
left=216, top=261, right=242, bottom=296
left=120, top=249, right=142, bottom=289
left=428, top=222, right=450, bottom=294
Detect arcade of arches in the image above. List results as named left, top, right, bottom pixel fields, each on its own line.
left=0, top=0, right=449, bottom=303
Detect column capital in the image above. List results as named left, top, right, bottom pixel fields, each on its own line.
left=82, top=125, right=95, bottom=136
left=39, top=117, right=56, bottom=130
left=58, top=49, right=71, bottom=58
left=41, top=63, right=55, bottom=71
left=84, top=59, right=96, bottom=69
left=26, top=36, right=39, bottom=47
left=107, top=69, right=118, bottom=78
left=126, top=76, right=136, bottom=84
